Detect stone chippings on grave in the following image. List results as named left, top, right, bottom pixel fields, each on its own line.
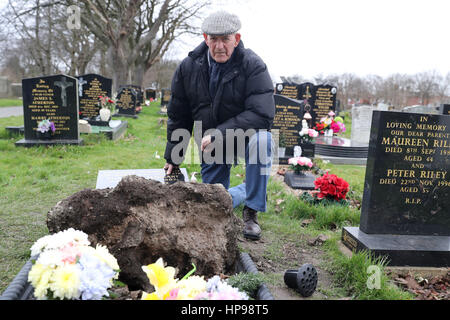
left=350, top=105, right=375, bottom=146
left=16, top=74, right=82, bottom=146
left=77, top=74, right=112, bottom=120
left=47, top=175, right=240, bottom=291
left=342, top=110, right=450, bottom=267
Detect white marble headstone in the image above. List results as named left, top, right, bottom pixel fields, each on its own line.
left=351, top=105, right=375, bottom=145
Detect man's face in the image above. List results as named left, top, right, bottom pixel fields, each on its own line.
left=204, top=33, right=241, bottom=63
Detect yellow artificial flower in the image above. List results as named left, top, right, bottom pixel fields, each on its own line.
left=141, top=258, right=177, bottom=300
left=175, top=275, right=207, bottom=300
left=50, top=265, right=81, bottom=300
left=141, top=292, right=160, bottom=300
left=28, top=263, right=53, bottom=299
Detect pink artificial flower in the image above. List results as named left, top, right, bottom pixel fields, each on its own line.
left=166, top=288, right=179, bottom=300
left=60, top=243, right=81, bottom=265
left=308, top=129, right=319, bottom=138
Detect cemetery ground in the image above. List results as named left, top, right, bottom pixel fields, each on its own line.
left=0, top=103, right=446, bottom=300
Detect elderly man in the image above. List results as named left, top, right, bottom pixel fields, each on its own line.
left=164, top=11, right=275, bottom=240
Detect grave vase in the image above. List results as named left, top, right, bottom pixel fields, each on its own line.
left=36, top=131, right=52, bottom=140
left=99, top=108, right=111, bottom=122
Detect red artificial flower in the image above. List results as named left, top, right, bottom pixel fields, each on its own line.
left=313, top=173, right=349, bottom=201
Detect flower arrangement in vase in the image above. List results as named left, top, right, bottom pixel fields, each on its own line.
left=313, top=111, right=346, bottom=136
left=314, top=172, right=349, bottom=201
left=299, top=119, right=319, bottom=143
left=36, top=119, right=56, bottom=139
left=141, top=257, right=248, bottom=300
left=98, top=96, right=116, bottom=121
left=288, top=156, right=314, bottom=174
left=28, top=228, right=120, bottom=300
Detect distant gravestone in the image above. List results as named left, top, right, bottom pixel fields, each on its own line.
left=16, top=74, right=83, bottom=147
left=351, top=105, right=375, bottom=146
left=275, top=82, right=336, bottom=125
left=115, top=87, right=137, bottom=118
left=312, top=84, right=337, bottom=123
left=77, top=74, right=112, bottom=120
left=161, top=88, right=171, bottom=106
left=272, top=94, right=315, bottom=161
left=145, top=88, right=156, bottom=101
left=402, top=105, right=437, bottom=114
left=440, top=104, right=450, bottom=116
left=342, top=111, right=450, bottom=267
left=0, top=76, right=9, bottom=97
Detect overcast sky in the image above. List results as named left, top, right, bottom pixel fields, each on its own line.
left=1, top=0, right=449, bottom=82
left=197, top=0, right=450, bottom=82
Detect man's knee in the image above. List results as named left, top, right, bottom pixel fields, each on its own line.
left=248, top=131, right=273, bottom=165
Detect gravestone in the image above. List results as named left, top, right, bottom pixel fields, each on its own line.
left=351, top=105, right=375, bottom=145
left=145, top=87, right=156, bottom=101
left=275, top=82, right=336, bottom=125
left=77, top=74, right=112, bottom=120
left=402, top=105, right=438, bottom=114
left=115, top=87, right=138, bottom=118
left=272, top=94, right=315, bottom=164
left=342, top=111, right=450, bottom=267
left=161, top=88, right=171, bottom=106
left=0, top=76, right=9, bottom=97
left=16, top=74, right=83, bottom=147
left=440, top=104, right=450, bottom=116
left=312, top=84, right=337, bottom=123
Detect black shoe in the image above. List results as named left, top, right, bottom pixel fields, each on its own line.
left=243, top=206, right=261, bottom=240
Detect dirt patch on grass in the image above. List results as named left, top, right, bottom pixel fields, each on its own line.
left=237, top=166, right=343, bottom=300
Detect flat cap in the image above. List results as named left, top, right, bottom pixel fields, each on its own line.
left=201, top=11, right=241, bottom=35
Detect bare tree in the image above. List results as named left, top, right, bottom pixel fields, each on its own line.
left=67, top=0, right=209, bottom=90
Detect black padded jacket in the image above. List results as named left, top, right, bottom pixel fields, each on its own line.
left=164, top=40, right=275, bottom=165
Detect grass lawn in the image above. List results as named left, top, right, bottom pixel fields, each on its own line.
left=0, top=98, right=22, bottom=107
left=0, top=103, right=411, bottom=299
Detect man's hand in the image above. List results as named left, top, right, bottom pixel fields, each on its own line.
left=164, top=162, right=178, bottom=175
left=201, top=135, right=212, bottom=152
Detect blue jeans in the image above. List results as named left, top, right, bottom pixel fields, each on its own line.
left=200, top=131, right=273, bottom=212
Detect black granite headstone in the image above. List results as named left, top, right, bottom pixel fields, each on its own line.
left=342, top=111, right=450, bottom=267
left=145, top=87, right=156, bottom=101
left=272, top=94, right=315, bottom=162
left=161, top=88, right=171, bottom=106
left=312, top=84, right=336, bottom=123
left=440, top=104, right=450, bottom=116
left=115, top=87, right=137, bottom=118
left=77, top=74, right=112, bottom=120
left=16, top=74, right=83, bottom=147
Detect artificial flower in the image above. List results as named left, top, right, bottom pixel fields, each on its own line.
left=28, top=229, right=119, bottom=300
left=141, top=258, right=177, bottom=299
